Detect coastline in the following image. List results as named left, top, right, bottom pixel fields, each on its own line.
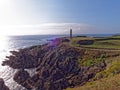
left=1, top=35, right=120, bottom=90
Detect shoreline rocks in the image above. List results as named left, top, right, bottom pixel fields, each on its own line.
left=2, top=40, right=107, bottom=90
left=0, top=78, right=9, bottom=90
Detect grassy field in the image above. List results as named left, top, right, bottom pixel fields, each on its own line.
left=66, top=35, right=120, bottom=90
left=71, top=35, right=120, bottom=49
left=66, top=56, right=120, bottom=90
left=66, top=74, right=120, bottom=90
left=84, top=40, right=120, bottom=49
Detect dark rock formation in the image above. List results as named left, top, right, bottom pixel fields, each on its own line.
left=0, top=78, right=9, bottom=90
left=61, top=38, right=70, bottom=42
left=2, top=40, right=106, bottom=90
left=2, top=45, right=42, bottom=69
left=13, top=69, right=33, bottom=90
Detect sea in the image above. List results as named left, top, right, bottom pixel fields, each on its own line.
left=0, top=34, right=114, bottom=90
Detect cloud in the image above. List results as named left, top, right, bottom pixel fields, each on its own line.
left=0, top=23, right=98, bottom=35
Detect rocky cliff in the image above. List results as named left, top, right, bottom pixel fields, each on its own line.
left=2, top=38, right=106, bottom=90
left=0, top=78, right=9, bottom=90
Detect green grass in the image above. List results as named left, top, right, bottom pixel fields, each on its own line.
left=112, top=35, right=120, bottom=38
left=84, top=40, right=120, bottom=49
left=78, top=56, right=104, bottom=67
left=71, top=36, right=120, bottom=49
left=94, top=64, right=120, bottom=80
left=93, top=56, right=120, bottom=80
left=66, top=74, right=120, bottom=90
left=67, top=36, right=120, bottom=90
left=71, top=37, right=94, bottom=47
left=66, top=56, right=120, bottom=90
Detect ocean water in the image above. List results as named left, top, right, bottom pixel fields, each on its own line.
left=0, top=34, right=114, bottom=90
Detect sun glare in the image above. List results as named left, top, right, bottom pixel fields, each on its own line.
left=0, top=0, right=11, bottom=10
left=0, top=0, right=15, bottom=36
left=0, top=0, right=7, bottom=6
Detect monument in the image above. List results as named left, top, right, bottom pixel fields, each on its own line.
left=70, top=28, right=72, bottom=39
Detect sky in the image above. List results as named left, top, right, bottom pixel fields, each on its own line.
left=0, top=0, right=120, bottom=35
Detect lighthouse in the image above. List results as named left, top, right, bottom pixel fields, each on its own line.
left=70, top=28, right=72, bottom=39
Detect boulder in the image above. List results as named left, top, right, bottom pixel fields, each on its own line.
left=13, top=69, right=32, bottom=89
left=13, top=69, right=30, bottom=84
